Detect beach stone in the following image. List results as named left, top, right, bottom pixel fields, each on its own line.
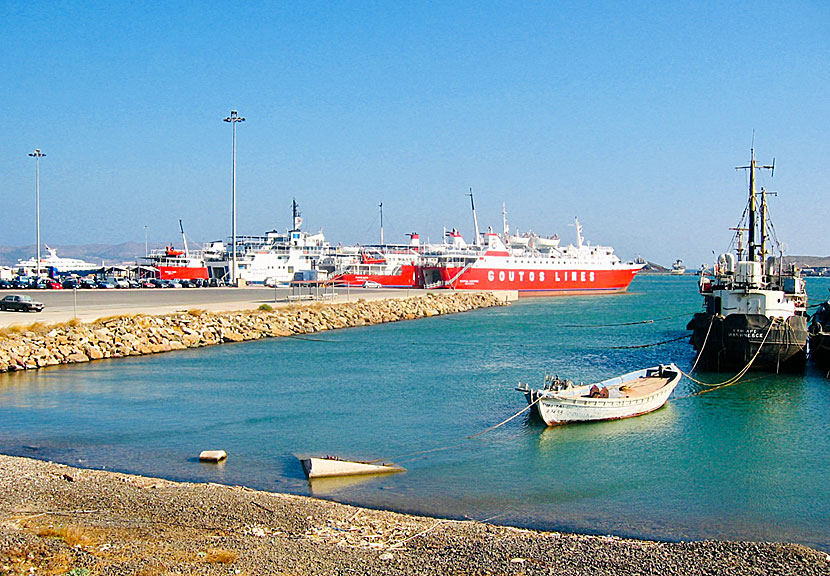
left=67, top=352, right=89, bottom=363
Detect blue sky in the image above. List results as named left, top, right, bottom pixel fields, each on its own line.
left=2, top=1, right=828, bottom=267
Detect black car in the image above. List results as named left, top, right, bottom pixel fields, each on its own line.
left=0, top=294, right=45, bottom=312
left=62, top=278, right=79, bottom=289
left=0, top=280, right=11, bottom=289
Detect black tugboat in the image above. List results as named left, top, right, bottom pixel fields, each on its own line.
left=686, top=147, right=809, bottom=373
left=808, top=297, right=830, bottom=369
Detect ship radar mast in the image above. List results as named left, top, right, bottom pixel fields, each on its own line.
left=179, top=219, right=190, bottom=258
left=735, top=145, right=774, bottom=263
left=378, top=202, right=384, bottom=245
left=292, top=199, right=302, bottom=231
left=467, top=188, right=481, bottom=247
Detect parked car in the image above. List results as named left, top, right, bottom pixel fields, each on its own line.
left=10, top=278, right=33, bottom=289
left=127, top=279, right=141, bottom=288
left=141, top=279, right=156, bottom=288
left=79, top=278, right=97, bottom=289
left=62, top=278, right=79, bottom=289
left=149, top=278, right=165, bottom=288
left=0, top=280, right=11, bottom=289
left=97, top=279, right=117, bottom=289
left=0, top=294, right=44, bottom=312
left=37, top=279, right=63, bottom=290
left=112, top=278, right=130, bottom=289
left=362, top=280, right=382, bottom=288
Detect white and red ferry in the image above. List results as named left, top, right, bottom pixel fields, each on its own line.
left=144, top=220, right=209, bottom=280
left=326, top=234, right=423, bottom=288
left=421, top=219, right=642, bottom=296
left=147, top=246, right=209, bottom=280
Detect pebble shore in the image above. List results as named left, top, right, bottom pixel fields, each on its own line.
left=0, top=291, right=506, bottom=373
left=0, top=455, right=827, bottom=576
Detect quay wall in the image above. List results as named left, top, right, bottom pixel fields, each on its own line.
left=0, top=292, right=507, bottom=373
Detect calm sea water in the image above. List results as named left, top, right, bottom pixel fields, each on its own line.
left=1, top=275, right=828, bottom=551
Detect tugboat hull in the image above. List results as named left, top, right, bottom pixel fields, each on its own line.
left=687, top=313, right=808, bottom=373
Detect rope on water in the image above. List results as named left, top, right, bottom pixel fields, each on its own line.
left=285, top=334, right=338, bottom=343
left=466, top=397, right=542, bottom=439
left=606, top=335, right=688, bottom=349
left=378, top=397, right=543, bottom=464
left=561, top=311, right=696, bottom=328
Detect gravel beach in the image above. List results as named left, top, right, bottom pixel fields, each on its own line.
left=0, top=454, right=827, bottom=575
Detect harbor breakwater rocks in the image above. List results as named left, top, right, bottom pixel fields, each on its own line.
left=0, top=292, right=506, bottom=373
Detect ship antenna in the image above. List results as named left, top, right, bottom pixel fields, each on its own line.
left=735, top=143, right=774, bottom=263
left=179, top=219, right=190, bottom=258
left=379, top=202, right=384, bottom=245
left=292, top=199, right=302, bottom=231
left=467, top=188, right=481, bottom=247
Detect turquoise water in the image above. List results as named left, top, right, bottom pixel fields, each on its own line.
left=1, top=275, right=828, bottom=551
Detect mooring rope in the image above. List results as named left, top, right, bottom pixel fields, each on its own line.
left=466, top=396, right=542, bottom=439
left=285, top=334, right=337, bottom=343
left=561, top=311, right=695, bottom=328
left=606, top=335, right=688, bottom=349
left=679, top=319, right=776, bottom=395
left=377, top=397, right=543, bottom=465
left=688, top=315, right=715, bottom=375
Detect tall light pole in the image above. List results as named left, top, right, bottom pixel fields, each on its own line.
left=144, top=225, right=149, bottom=257
left=224, top=110, right=245, bottom=285
left=28, top=149, right=46, bottom=278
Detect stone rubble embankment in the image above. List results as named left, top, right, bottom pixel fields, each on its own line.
left=0, top=292, right=506, bottom=373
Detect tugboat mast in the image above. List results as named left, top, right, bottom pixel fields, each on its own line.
left=736, top=147, right=774, bottom=263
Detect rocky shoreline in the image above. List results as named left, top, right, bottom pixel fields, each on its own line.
left=0, top=454, right=827, bottom=575
left=0, top=292, right=506, bottom=373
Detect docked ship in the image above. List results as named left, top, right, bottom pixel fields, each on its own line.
left=229, top=200, right=330, bottom=285
left=671, top=260, right=686, bottom=275
left=686, top=147, right=808, bottom=373
left=808, top=297, right=830, bottom=368
left=324, top=234, right=423, bottom=288
left=16, top=246, right=101, bottom=277
left=421, top=217, right=643, bottom=296
left=144, top=221, right=209, bottom=280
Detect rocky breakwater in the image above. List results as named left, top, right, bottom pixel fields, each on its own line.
left=0, top=292, right=506, bottom=373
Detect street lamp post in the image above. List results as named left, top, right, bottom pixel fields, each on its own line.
left=223, top=110, right=245, bottom=286
left=28, top=149, right=46, bottom=278
left=144, top=225, right=149, bottom=257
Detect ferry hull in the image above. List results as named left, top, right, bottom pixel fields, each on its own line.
left=158, top=266, right=209, bottom=280
left=330, top=264, right=419, bottom=288
left=687, top=313, right=808, bottom=372
left=425, top=265, right=640, bottom=295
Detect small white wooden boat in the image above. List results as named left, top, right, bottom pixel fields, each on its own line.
left=300, top=456, right=405, bottom=479
left=516, top=364, right=681, bottom=425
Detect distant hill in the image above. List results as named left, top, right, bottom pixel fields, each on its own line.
left=0, top=242, right=154, bottom=266
left=637, top=260, right=670, bottom=274
left=784, top=255, right=830, bottom=269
